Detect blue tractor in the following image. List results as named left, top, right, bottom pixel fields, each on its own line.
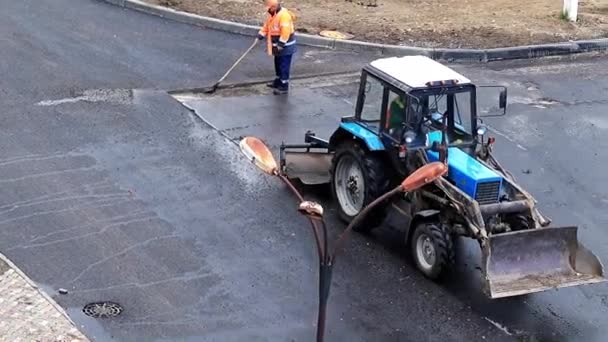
left=279, top=56, right=605, bottom=298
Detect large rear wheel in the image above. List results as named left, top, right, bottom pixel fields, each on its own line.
left=330, top=142, right=389, bottom=232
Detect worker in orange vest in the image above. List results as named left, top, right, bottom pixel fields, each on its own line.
left=258, top=0, right=296, bottom=95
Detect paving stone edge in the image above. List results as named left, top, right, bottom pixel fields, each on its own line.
left=101, top=0, right=608, bottom=62
left=0, top=252, right=81, bottom=330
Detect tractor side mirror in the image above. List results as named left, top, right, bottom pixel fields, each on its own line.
left=499, top=89, right=507, bottom=109
left=478, top=86, right=507, bottom=117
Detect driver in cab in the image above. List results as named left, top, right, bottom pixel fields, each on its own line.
left=386, top=95, right=427, bottom=146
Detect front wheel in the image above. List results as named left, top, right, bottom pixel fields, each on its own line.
left=410, top=222, right=455, bottom=279
left=505, top=214, right=530, bottom=231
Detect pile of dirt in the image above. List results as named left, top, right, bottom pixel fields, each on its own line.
left=150, top=0, right=608, bottom=48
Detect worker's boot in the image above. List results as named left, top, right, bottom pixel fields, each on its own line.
left=266, top=78, right=280, bottom=89
left=273, top=82, right=289, bottom=95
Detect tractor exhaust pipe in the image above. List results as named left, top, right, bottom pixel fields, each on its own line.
left=482, top=226, right=605, bottom=299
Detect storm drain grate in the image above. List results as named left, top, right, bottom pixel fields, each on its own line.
left=83, top=302, right=123, bottom=318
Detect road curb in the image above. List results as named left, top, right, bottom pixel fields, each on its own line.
left=100, top=0, right=608, bottom=62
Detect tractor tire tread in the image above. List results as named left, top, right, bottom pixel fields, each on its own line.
left=331, top=141, right=390, bottom=232
left=412, top=222, right=455, bottom=279
left=507, top=214, right=530, bottom=231
left=429, top=223, right=455, bottom=267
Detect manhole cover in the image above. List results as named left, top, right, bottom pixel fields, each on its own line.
left=319, top=30, right=354, bottom=40
left=83, top=302, right=123, bottom=318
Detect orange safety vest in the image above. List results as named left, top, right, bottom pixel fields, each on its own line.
left=258, top=7, right=296, bottom=55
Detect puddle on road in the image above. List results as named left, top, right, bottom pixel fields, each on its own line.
left=184, top=110, right=272, bottom=194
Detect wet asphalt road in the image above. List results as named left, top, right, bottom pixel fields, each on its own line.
left=1, top=0, right=608, bottom=341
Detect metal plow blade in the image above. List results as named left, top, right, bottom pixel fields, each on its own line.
left=483, top=226, right=605, bottom=299
left=282, top=151, right=332, bottom=185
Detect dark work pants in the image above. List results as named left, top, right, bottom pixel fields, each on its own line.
left=274, top=54, right=293, bottom=88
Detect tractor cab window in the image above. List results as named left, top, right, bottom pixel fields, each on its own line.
left=428, top=94, right=447, bottom=118
left=386, top=90, right=423, bottom=139
left=453, top=91, right=472, bottom=134
left=358, top=74, right=384, bottom=127
left=423, top=89, right=474, bottom=139
left=386, top=91, right=405, bottom=136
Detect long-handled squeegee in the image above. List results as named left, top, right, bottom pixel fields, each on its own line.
left=203, top=39, right=259, bottom=94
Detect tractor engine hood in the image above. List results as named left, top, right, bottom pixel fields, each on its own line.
left=426, top=131, right=502, bottom=204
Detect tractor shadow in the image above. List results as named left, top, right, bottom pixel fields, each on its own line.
left=294, top=181, right=569, bottom=341
left=297, top=180, right=477, bottom=279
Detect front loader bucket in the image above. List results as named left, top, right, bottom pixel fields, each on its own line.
left=482, top=226, right=605, bottom=299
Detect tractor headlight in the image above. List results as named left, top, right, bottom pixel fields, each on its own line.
left=477, top=124, right=488, bottom=136
left=403, top=130, right=417, bottom=144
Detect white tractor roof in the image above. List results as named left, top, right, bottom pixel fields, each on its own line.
left=370, top=55, right=471, bottom=88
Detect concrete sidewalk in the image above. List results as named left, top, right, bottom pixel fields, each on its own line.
left=0, top=255, right=88, bottom=342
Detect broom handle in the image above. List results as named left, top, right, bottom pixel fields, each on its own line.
left=216, top=39, right=259, bottom=84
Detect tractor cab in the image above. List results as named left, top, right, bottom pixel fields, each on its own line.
left=352, top=56, right=498, bottom=154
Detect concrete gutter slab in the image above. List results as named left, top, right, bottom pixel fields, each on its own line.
left=172, top=86, right=355, bottom=148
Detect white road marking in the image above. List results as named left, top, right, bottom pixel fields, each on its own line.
left=35, top=89, right=132, bottom=106
left=484, top=317, right=514, bottom=336
left=36, top=96, right=88, bottom=106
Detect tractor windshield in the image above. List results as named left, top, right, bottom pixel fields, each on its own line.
left=410, top=86, right=476, bottom=142
left=355, top=70, right=477, bottom=147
